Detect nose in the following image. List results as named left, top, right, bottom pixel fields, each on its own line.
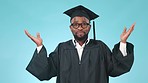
left=77, top=25, right=83, bottom=30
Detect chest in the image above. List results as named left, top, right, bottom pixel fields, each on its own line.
left=59, top=47, right=106, bottom=71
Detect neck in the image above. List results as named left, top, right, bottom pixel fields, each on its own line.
left=74, top=34, right=88, bottom=46
left=77, top=41, right=85, bottom=46
left=75, top=37, right=87, bottom=46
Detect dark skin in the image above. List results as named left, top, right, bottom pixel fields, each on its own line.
left=70, top=16, right=91, bottom=46
left=24, top=16, right=135, bottom=47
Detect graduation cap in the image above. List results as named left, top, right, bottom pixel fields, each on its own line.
left=64, top=5, right=99, bottom=41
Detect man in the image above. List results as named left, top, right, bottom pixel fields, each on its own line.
left=25, top=5, right=135, bottom=83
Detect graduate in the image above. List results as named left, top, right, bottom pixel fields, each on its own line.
left=25, top=5, right=135, bottom=83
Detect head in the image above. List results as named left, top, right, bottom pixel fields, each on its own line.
left=70, top=16, right=91, bottom=41
left=64, top=5, right=99, bottom=42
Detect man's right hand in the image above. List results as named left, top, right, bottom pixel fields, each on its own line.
left=24, top=30, right=43, bottom=47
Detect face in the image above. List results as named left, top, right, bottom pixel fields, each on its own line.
left=70, top=16, right=91, bottom=41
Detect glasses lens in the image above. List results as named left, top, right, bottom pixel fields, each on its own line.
left=71, top=23, right=78, bottom=29
left=71, top=23, right=89, bottom=29
left=82, top=23, right=89, bottom=28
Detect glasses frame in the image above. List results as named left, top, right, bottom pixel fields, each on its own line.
left=71, top=22, right=90, bottom=29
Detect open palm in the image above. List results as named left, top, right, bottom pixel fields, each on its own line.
left=120, top=23, right=136, bottom=43
left=24, top=30, right=43, bottom=47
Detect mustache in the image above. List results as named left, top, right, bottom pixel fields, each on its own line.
left=75, top=31, right=86, bottom=34
left=74, top=32, right=88, bottom=41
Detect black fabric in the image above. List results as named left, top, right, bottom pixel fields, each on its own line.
left=26, top=39, right=134, bottom=83
left=64, top=5, right=99, bottom=20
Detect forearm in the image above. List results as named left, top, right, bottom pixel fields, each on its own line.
left=37, top=45, right=43, bottom=53
left=109, top=42, right=134, bottom=77
left=119, top=42, right=127, bottom=56
left=26, top=46, right=50, bottom=80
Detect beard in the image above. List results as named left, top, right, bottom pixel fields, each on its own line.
left=73, top=32, right=88, bottom=41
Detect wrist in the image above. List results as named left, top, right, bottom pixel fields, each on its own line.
left=120, top=40, right=126, bottom=43
left=37, top=44, right=43, bottom=47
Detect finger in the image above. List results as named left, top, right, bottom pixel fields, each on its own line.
left=128, top=23, right=136, bottom=33
left=125, top=23, right=135, bottom=37
left=24, top=30, right=31, bottom=37
left=24, top=30, right=35, bottom=40
left=130, top=23, right=135, bottom=30
left=132, top=22, right=136, bottom=30
left=133, top=22, right=136, bottom=26
left=122, top=27, right=127, bottom=34
left=36, top=32, right=40, bottom=38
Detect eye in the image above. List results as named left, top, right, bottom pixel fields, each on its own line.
left=73, top=23, right=78, bottom=26
left=82, top=23, right=88, bottom=26
left=71, top=23, right=78, bottom=27
left=82, top=23, right=89, bottom=28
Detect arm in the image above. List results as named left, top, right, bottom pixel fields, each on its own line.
left=119, top=42, right=127, bottom=56
left=24, top=30, right=58, bottom=80
left=108, top=42, right=134, bottom=77
left=107, top=23, right=135, bottom=76
left=26, top=46, right=58, bottom=81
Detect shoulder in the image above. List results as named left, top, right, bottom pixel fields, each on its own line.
left=57, top=40, right=75, bottom=49
left=84, top=39, right=109, bottom=50
left=89, top=39, right=108, bottom=47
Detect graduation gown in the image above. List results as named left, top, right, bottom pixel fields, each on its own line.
left=26, top=39, right=134, bottom=83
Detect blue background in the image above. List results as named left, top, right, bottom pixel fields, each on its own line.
left=0, top=0, right=147, bottom=83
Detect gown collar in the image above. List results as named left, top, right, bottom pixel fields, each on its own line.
left=72, top=38, right=90, bottom=47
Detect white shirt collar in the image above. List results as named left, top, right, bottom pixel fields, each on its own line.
left=72, top=38, right=90, bottom=47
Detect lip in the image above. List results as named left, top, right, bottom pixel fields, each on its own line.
left=76, top=31, right=85, bottom=36
left=76, top=31, right=84, bottom=34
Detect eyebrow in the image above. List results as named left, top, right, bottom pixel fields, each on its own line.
left=71, top=17, right=89, bottom=24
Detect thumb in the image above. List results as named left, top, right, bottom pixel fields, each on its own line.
left=36, top=32, right=40, bottom=38
left=122, top=27, right=127, bottom=34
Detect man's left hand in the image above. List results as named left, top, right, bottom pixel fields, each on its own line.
left=120, top=23, right=136, bottom=43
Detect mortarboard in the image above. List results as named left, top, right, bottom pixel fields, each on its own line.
left=63, top=5, right=99, bottom=42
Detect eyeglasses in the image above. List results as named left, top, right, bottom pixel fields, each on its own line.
left=71, top=23, right=90, bottom=29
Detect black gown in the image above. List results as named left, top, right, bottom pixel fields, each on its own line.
left=26, top=39, right=134, bottom=83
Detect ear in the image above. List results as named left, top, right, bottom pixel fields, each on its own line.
left=88, top=24, right=91, bottom=30
left=89, top=24, right=91, bottom=28
left=70, top=25, right=72, bottom=30
left=87, top=24, right=91, bottom=32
